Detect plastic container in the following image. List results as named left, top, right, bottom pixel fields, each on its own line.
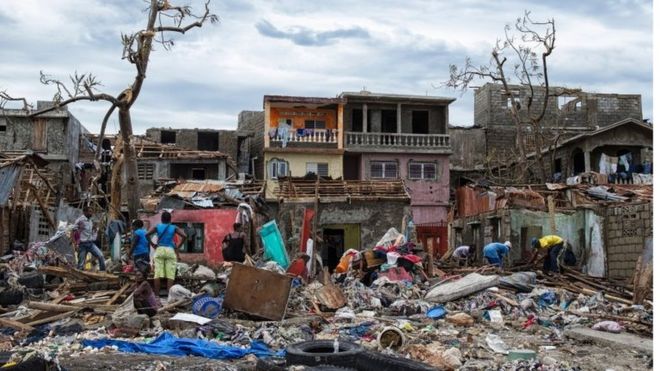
left=426, top=305, right=447, bottom=319
left=260, top=220, right=290, bottom=269
left=377, top=326, right=405, bottom=350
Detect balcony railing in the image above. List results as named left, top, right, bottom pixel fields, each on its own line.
left=270, top=129, right=337, bottom=144
left=345, top=132, right=450, bottom=149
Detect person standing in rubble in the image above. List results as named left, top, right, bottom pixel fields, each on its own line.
left=222, top=223, right=247, bottom=263
left=74, top=206, right=106, bottom=271
left=128, top=219, right=150, bottom=274
left=146, top=211, right=187, bottom=296
left=530, top=235, right=565, bottom=273
left=483, top=241, right=511, bottom=268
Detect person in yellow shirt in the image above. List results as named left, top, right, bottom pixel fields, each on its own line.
left=529, top=235, right=565, bottom=273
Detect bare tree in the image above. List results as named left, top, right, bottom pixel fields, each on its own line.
left=4, top=0, right=218, bottom=220
left=447, top=11, right=578, bottom=183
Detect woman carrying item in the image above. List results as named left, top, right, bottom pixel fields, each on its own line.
left=146, top=211, right=187, bottom=296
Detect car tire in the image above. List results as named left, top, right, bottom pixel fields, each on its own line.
left=0, top=289, right=23, bottom=306
left=285, top=340, right=363, bottom=368
left=355, top=350, right=437, bottom=371
left=18, top=272, right=44, bottom=289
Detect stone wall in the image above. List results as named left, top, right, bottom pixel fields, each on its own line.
left=605, top=202, right=652, bottom=279
left=237, top=111, right=265, bottom=179
left=448, top=126, right=486, bottom=170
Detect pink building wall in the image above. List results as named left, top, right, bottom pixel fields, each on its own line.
left=359, top=153, right=450, bottom=225
left=143, top=209, right=238, bottom=268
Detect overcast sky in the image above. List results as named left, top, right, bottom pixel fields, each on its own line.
left=0, top=0, right=652, bottom=134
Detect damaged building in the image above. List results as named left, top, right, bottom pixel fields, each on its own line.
left=449, top=183, right=652, bottom=280
left=450, top=83, right=648, bottom=185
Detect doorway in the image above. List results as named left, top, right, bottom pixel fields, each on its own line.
left=323, top=228, right=345, bottom=272
left=572, top=148, right=585, bottom=175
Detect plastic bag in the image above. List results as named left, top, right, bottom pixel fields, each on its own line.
left=592, top=321, right=624, bottom=333
left=485, top=333, right=509, bottom=354
left=168, top=284, right=192, bottom=304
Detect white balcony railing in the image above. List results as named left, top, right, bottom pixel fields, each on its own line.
left=271, top=129, right=337, bottom=144
left=345, top=132, right=450, bottom=148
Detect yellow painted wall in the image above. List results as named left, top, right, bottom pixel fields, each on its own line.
left=264, top=152, right=343, bottom=199
left=323, top=223, right=361, bottom=251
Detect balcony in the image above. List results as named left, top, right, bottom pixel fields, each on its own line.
left=344, top=132, right=451, bottom=153
left=269, top=129, right=338, bottom=148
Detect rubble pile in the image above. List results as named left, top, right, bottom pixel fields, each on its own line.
left=0, top=225, right=653, bottom=370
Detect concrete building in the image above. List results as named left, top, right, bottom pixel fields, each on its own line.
left=0, top=102, right=87, bottom=200
left=340, top=91, right=453, bottom=226
left=145, top=127, right=238, bottom=168
left=450, top=83, right=647, bottom=184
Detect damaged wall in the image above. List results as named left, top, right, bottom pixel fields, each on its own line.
left=237, top=111, right=265, bottom=179
left=605, top=202, right=652, bottom=279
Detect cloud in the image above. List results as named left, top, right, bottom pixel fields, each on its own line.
left=255, top=19, right=370, bottom=46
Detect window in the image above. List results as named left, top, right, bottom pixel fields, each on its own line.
left=304, top=120, right=326, bottom=129
left=161, top=130, right=176, bottom=144
left=197, top=132, right=219, bottom=151
left=0, top=125, right=5, bottom=132
left=408, top=162, right=436, bottom=180
left=137, top=163, right=155, bottom=180
left=370, top=161, right=398, bottom=179
left=412, top=111, right=429, bottom=134
left=306, top=162, right=329, bottom=177
left=175, top=223, right=204, bottom=253
left=269, top=159, right=288, bottom=179
left=192, top=168, right=207, bottom=180
left=502, top=91, right=521, bottom=110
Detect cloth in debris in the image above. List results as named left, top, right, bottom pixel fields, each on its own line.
left=105, top=219, right=126, bottom=247
left=81, top=332, right=282, bottom=359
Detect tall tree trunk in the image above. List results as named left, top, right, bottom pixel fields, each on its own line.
left=118, top=107, right=140, bottom=221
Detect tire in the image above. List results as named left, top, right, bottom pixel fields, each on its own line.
left=18, top=272, right=44, bottom=289
left=0, top=289, right=23, bottom=306
left=355, top=350, right=437, bottom=371
left=285, top=340, right=364, bottom=368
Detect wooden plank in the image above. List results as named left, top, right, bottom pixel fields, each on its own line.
left=28, top=301, right=80, bottom=313
left=106, top=283, right=131, bottom=305
left=26, top=311, right=78, bottom=326
left=0, top=317, right=34, bottom=332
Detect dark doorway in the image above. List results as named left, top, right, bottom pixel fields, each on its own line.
left=381, top=110, right=397, bottom=133
left=198, top=132, right=219, bottom=151
left=520, top=226, right=542, bottom=263
left=412, top=111, right=429, bottom=134
left=323, top=229, right=344, bottom=272
left=572, top=149, right=585, bottom=175
left=161, top=130, right=176, bottom=144
left=343, top=155, right=360, bottom=180
left=192, top=168, right=206, bottom=180
left=351, top=109, right=363, bottom=132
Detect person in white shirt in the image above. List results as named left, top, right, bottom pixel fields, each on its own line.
left=452, top=245, right=474, bottom=266
left=74, top=206, right=106, bottom=271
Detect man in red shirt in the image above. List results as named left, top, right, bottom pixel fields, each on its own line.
left=287, top=254, right=311, bottom=282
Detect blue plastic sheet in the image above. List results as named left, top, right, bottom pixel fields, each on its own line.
left=82, top=332, right=283, bottom=359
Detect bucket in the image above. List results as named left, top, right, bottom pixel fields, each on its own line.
left=377, top=326, right=406, bottom=350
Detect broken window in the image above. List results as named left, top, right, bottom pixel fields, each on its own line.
left=304, top=120, right=326, bottom=129
left=191, top=168, right=207, bottom=180
left=161, top=130, right=176, bottom=144
left=269, top=158, right=288, bottom=179
left=490, top=217, right=501, bottom=242
left=558, top=95, right=581, bottom=110
left=175, top=222, right=204, bottom=253
left=370, top=161, right=398, bottom=179
left=553, top=158, right=562, bottom=175
left=197, top=132, right=219, bottom=151
left=351, top=109, right=363, bottom=131
left=408, top=162, right=436, bottom=180
left=412, top=111, right=429, bottom=134
left=306, top=162, right=329, bottom=177
left=501, top=91, right=521, bottom=110
left=381, top=110, right=397, bottom=133
left=137, top=163, right=155, bottom=180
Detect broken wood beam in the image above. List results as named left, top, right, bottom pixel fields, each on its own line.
left=26, top=311, right=78, bottom=326
left=106, top=283, right=132, bottom=305
left=157, top=299, right=190, bottom=313
left=27, top=301, right=80, bottom=313
left=0, top=317, right=34, bottom=332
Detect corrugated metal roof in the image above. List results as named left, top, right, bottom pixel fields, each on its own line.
left=0, top=164, right=21, bottom=207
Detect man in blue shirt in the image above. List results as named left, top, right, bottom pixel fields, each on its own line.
left=128, top=219, right=151, bottom=274
left=483, top=241, right=511, bottom=268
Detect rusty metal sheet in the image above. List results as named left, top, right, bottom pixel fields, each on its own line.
left=224, top=263, right=292, bottom=321
left=315, top=285, right=346, bottom=310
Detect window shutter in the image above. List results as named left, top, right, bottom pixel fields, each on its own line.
left=370, top=162, right=383, bottom=178
left=318, top=163, right=329, bottom=176
left=278, top=161, right=288, bottom=177
left=384, top=162, right=398, bottom=178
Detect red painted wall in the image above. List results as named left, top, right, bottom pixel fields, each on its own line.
left=143, top=209, right=238, bottom=268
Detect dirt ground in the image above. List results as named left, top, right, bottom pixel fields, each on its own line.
left=58, top=353, right=254, bottom=371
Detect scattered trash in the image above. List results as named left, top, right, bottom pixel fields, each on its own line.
left=592, top=320, right=624, bottom=333
left=377, top=326, right=405, bottom=350
left=485, top=333, right=509, bottom=354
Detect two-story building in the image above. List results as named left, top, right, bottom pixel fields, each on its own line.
left=340, top=91, right=454, bottom=226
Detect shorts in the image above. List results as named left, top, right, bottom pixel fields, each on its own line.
left=154, top=246, right=177, bottom=280
left=133, top=253, right=151, bottom=274
left=485, top=256, right=502, bottom=267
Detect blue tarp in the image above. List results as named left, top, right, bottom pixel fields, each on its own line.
left=82, top=332, right=283, bottom=359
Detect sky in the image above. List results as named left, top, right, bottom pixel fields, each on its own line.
left=0, top=0, right=652, bottom=134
